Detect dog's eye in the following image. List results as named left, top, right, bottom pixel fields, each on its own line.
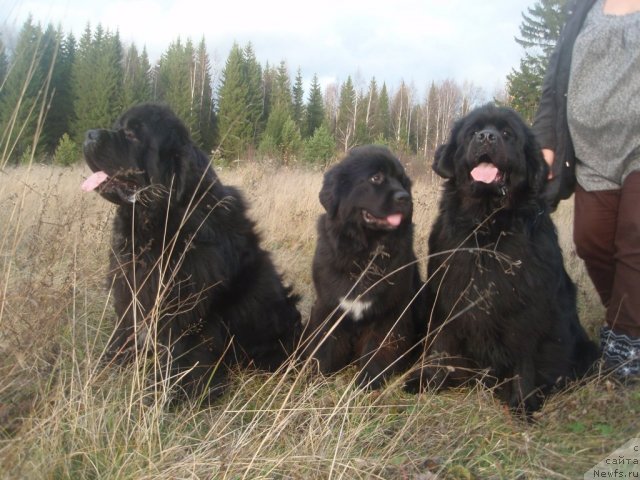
left=502, top=129, right=512, bottom=139
left=370, top=173, right=384, bottom=185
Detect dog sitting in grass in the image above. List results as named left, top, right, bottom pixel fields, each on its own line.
left=82, top=103, right=301, bottom=401
left=404, top=105, right=598, bottom=413
left=304, top=145, right=424, bottom=388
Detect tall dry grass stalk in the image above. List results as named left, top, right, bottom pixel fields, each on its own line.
left=1, top=158, right=636, bottom=479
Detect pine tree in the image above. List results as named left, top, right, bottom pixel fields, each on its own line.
left=305, top=73, right=324, bottom=138
left=506, top=0, right=568, bottom=122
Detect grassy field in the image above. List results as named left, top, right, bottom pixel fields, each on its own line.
left=0, top=162, right=638, bottom=479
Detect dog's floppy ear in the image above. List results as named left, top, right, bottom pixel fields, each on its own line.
left=319, top=165, right=341, bottom=217
left=174, top=146, right=191, bottom=202
left=432, top=142, right=456, bottom=179
left=162, top=122, right=196, bottom=202
left=175, top=144, right=213, bottom=203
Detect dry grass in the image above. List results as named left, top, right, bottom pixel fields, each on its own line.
left=0, top=162, right=638, bottom=480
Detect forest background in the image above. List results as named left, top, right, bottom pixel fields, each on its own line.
left=0, top=0, right=565, bottom=170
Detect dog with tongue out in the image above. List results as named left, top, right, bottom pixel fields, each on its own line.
left=304, top=145, right=424, bottom=389
left=404, top=104, right=598, bottom=414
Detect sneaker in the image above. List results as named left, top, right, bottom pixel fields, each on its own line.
left=600, top=326, right=640, bottom=381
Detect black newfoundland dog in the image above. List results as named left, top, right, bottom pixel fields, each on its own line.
left=405, top=104, right=598, bottom=413
left=304, top=146, right=424, bottom=388
left=82, top=103, right=301, bottom=400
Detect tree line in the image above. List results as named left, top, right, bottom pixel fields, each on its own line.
left=0, top=1, right=566, bottom=168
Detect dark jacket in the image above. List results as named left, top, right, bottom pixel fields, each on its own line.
left=532, top=0, right=597, bottom=209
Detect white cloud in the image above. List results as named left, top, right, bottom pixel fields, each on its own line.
left=2, top=0, right=534, bottom=98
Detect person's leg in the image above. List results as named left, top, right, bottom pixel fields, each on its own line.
left=602, top=171, right=640, bottom=379
left=607, top=171, right=640, bottom=338
left=573, top=184, right=619, bottom=307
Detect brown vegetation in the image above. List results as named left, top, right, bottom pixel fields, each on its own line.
left=0, top=163, right=637, bottom=479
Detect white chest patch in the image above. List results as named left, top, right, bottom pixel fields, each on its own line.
left=339, top=296, right=373, bottom=322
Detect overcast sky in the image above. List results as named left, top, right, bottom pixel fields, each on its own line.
left=2, top=0, right=534, bottom=100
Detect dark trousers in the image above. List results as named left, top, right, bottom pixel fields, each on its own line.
left=574, top=171, right=640, bottom=338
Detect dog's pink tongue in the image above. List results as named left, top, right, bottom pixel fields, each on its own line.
left=470, top=163, right=499, bottom=183
left=81, top=171, right=109, bottom=192
left=387, top=214, right=403, bottom=227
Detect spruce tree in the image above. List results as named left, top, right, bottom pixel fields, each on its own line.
left=376, top=83, right=392, bottom=142
left=70, top=24, right=124, bottom=142
left=43, top=27, right=75, bottom=155
left=507, top=58, right=546, bottom=123
left=217, top=42, right=251, bottom=161
left=292, top=68, right=305, bottom=134
left=260, top=61, right=293, bottom=160
left=0, top=18, right=49, bottom=163
left=0, top=35, right=7, bottom=86
left=156, top=38, right=195, bottom=134
left=122, top=44, right=152, bottom=110
left=261, top=62, right=275, bottom=129
left=516, top=0, right=568, bottom=57
left=260, top=105, right=288, bottom=154
left=305, top=73, right=324, bottom=138
left=272, top=60, right=292, bottom=113
left=195, top=38, right=216, bottom=152
left=279, top=116, right=302, bottom=165
left=243, top=43, right=264, bottom=145
left=363, top=77, right=380, bottom=143
left=354, top=88, right=369, bottom=146
left=390, top=80, right=416, bottom=153
left=423, top=81, right=439, bottom=155
left=335, top=76, right=356, bottom=152
left=506, top=0, right=568, bottom=121
left=303, top=123, right=335, bottom=166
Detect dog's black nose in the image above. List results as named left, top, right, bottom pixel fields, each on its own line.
left=393, top=190, right=410, bottom=204
left=476, top=129, right=497, bottom=144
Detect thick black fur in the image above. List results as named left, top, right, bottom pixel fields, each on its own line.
left=305, top=145, right=424, bottom=388
left=405, top=104, right=598, bottom=413
left=83, top=103, right=301, bottom=401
